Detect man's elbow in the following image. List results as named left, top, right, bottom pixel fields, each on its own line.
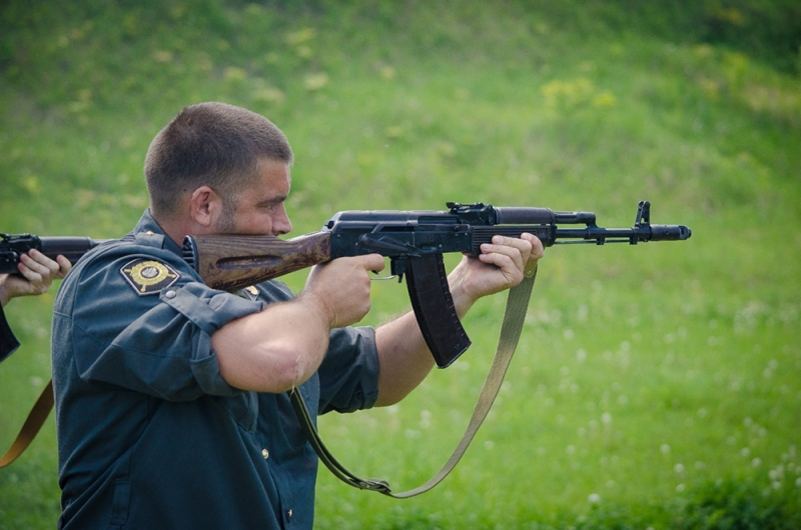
left=373, top=388, right=408, bottom=408
left=218, top=345, right=312, bottom=393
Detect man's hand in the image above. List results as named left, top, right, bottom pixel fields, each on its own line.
left=0, top=250, right=72, bottom=307
left=448, top=233, right=544, bottom=316
left=302, top=254, right=386, bottom=328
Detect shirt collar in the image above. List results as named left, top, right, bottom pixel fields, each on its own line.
left=132, top=209, right=185, bottom=257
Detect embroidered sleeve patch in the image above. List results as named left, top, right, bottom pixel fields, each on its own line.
left=120, top=258, right=180, bottom=295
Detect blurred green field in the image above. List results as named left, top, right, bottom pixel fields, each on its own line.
left=1, top=1, right=800, bottom=528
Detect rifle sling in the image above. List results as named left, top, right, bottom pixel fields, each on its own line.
left=291, top=267, right=537, bottom=498
left=2, top=270, right=536, bottom=494
left=0, top=379, right=54, bottom=468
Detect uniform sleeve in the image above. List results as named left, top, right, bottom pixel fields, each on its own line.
left=67, top=253, right=264, bottom=401
left=317, top=325, right=380, bottom=414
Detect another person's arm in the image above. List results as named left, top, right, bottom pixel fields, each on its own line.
left=0, top=249, right=71, bottom=360
left=0, top=249, right=72, bottom=307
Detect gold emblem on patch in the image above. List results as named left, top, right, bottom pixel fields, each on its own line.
left=120, top=259, right=180, bottom=295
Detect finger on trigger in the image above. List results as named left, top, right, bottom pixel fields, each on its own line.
left=56, top=255, right=73, bottom=277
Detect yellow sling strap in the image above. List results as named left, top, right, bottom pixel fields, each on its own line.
left=291, top=267, right=538, bottom=497
left=0, top=379, right=54, bottom=468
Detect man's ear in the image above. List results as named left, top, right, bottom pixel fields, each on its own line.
left=189, top=186, right=222, bottom=228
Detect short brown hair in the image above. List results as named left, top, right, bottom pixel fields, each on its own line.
left=144, top=102, right=293, bottom=219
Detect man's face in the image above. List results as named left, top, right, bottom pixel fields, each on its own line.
left=215, top=158, right=293, bottom=236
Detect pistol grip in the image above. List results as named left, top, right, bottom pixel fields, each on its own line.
left=405, top=254, right=471, bottom=368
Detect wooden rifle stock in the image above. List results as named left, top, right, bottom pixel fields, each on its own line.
left=184, top=232, right=332, bottom=292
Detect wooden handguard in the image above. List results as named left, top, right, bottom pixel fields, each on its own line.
left=184, top=232, right=332, bottom=292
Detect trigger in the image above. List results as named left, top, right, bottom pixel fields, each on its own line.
left=370, top=269, right=397, bottom=281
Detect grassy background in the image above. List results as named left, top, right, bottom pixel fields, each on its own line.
left=1, top=0, right=800, bottom=528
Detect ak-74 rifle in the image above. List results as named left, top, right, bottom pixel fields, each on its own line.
left=182, top=200, right=691, bottom=368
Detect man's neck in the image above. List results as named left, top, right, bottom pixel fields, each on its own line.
left=151, top=214, right=190, bottom=248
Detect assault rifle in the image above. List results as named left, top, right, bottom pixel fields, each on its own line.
left=0, top=234, right=102, bottom=275
left=183, top=200, right=691, bottom=368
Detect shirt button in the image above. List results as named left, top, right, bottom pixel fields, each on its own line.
left=261, top=448, right=269, bottom=459
left=287, top=509, right=293, bottom=520
left=165, top=290, right=176, bottom=299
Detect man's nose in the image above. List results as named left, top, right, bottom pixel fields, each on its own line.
left=274, top=208, right=292, bottom=236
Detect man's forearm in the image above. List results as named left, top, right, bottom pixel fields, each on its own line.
left=373, top=309, right=436, bottom=407
left=213, top=296, right=332, bottom=393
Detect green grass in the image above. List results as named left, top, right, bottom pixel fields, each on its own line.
left=1, top=1, right=800, bottom=528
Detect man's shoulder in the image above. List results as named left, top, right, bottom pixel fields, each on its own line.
left=79, top=231, right=190, bottom=272
left=58, top=232, right=193, bottom=305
